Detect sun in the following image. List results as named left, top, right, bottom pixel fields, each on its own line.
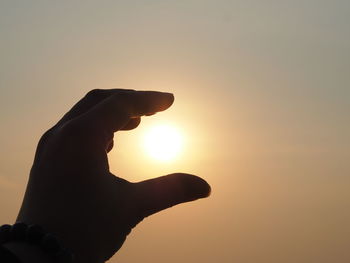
left=143, top=124, right=183, bottom=162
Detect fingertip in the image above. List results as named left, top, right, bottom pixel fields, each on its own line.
left=169, top=173, right=211, bottom=200
left=142, top=92, right=174, bottom=116
left=166, top=92, right=175, bottom=105
left=158, top=92, right=175, bottom=111
left=184, top=174, right=211, bottom=199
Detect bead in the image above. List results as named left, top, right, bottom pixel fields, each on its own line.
left=56, top=249, right=75, bottom=263
left=0, top=224, right=11, bottom=243
left=41, top=233, right=62, bottom=254
left=26, top=224, right=45, bottom=243
left=10, top=222, right=28, bottom=241
left=1, top=223, right=74, bottom=262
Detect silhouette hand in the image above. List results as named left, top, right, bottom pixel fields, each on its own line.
left=17, top=89, right=211, bottom=263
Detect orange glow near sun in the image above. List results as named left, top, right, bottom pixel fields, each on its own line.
left=143, top=124, right=183, bottom=162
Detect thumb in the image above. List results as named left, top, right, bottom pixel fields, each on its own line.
left=133, top=173, right=211, bottom=218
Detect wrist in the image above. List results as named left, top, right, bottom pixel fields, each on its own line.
left=12, top=219, right=103, bottom=263
left=0, top=223, right=74, bottom=263
left=3, top=242, right=53, bottom=263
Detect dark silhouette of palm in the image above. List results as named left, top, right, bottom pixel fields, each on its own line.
left=17, top=89, right=211, bottom=263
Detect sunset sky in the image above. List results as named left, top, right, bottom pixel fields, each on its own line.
left=1, top=1, right=349, bottom=262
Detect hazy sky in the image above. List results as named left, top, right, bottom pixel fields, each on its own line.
left=1, top=1, right=349, bottom=262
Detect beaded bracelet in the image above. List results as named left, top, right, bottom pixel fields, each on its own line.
left=0, top=223, right=74, bottom=262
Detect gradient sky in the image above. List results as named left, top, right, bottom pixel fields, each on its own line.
left=1, top=1, right=349, bottom=262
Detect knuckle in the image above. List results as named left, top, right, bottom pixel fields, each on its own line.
left=59, top=120, right=84, bottom=137
left=37, top=127, right=55, bottom=147
left=53, top=120, right=89, bottom=148
left=113, top=93, right=133, bottom=112
left=59, top=120, right=98, bottom=143
left=85, top=89, right=103, bottom=98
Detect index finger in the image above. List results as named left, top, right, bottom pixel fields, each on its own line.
left=78, top=90, right=174, bottom=134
